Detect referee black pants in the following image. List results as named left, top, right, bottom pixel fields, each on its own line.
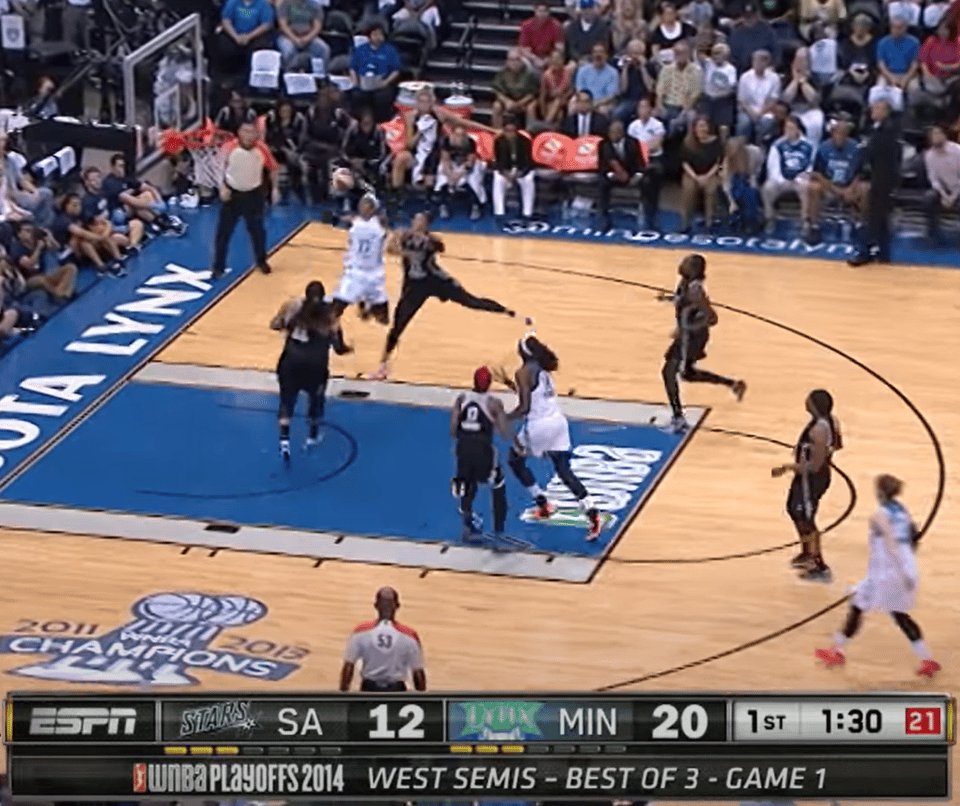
left=360, top=679, right=407, bottom=692
left=213, top=186, right=268, bottom=275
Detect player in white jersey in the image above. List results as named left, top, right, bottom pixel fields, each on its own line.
left=331, top=194, right=390, bottom=325
left=815, top=474, right=941, bottom=677
left=499, top=334, right=602, bottom=540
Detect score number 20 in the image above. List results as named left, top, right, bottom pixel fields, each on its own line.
left=652, top=704, right=709, bottom=740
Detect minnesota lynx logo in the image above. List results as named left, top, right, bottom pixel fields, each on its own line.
left=0, top=592, right=301, bottom=686
left=456, top=701, right=545, bottom=741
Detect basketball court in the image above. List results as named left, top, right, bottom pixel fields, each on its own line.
left=0, top=213, right=956, bottom=802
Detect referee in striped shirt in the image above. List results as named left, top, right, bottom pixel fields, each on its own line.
left=340, top=587, right=427, bottom=692
left=212, top=121, right=280, bottom=280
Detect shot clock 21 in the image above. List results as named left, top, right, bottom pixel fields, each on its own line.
left=3, top=692, right=956, bottom=800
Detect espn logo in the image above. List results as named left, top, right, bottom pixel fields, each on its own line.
left=133, top=763, right=147, bottom=793
left=29, top=707, right=138, bottom=736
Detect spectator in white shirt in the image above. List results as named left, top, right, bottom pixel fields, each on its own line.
left=736, top=49, right=781, bottom=143
left=627, top=96, right=665, bottom=229
left=762, top=115, right=815, bottom=231
left=782, top=47, right=826, bottom=150
left=702, top=42, right=738, bottom=133
left=923, top=124, right=960, bottom=242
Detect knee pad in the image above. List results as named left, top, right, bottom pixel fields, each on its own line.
left=892, top=612, right=921, bottom=642
left=491, top=466, right=506, bottom=489
left=451, top=478, right=466, bottom=498
left=508, top=447, right=526, bottom=471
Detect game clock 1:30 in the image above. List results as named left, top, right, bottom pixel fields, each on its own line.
left=819, top=707, right=883, bottom=735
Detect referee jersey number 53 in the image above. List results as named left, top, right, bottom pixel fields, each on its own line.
left=344, top=619, right=423, bottom=689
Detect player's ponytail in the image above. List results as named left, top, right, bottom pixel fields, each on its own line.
left=522, top=336, right=559, bottom=372
left=809, top=389, right=833, bottom=417
left=876, top=473, right=903, bottom=502
left=292, top=281, right=334, bottom=333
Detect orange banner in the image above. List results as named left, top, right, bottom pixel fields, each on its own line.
left=382, top=115, right=407, bottom=155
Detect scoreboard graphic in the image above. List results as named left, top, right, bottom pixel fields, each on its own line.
left=4, top=692, right=955, bottom=800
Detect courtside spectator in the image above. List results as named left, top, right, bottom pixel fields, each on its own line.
left=392, top=89, right=440, bottom=193
left=340, top=587, right=427, bottom=693
left=435, top=124, right=486, bottom=220
left=799, top=0, right=847, bottom=40
left=1, top=136, right=53, bottom=228
left=923, top=123, right=960, bottom=242
left=871, top=16, right=920, bottom=111
left=729, top=2, right=780, bottom=73
left=597, top=119, right=645, bottom=230
left=917, top=21, right=960, bottom=101
left=492, top=115, right=536, bottom=220
left=0, top=260, right=40, bottom=338
left=612, top=0, right=646, bottom=52
left=26, top=77, right=58, bottom=120
left=702, top=42, right=739, bottom=132
left=679, top=116, right=723, bottom=231
left=576, top=44, right=619, bottom=115
left=350, top=23, right=402, bottom=123
left=807, top=116, right=863, bottom=240
left=303, top=84, right=354, bottom=203
left=215, top=90, right=258, bottom=135
left=82, top=166, right=144, bottom=253
left=627, top=96, right=665, bottom=228
left=218, top=0, right=277, bottom=75
left=783, top=48, right=825, bottom=149
left=276, top=0, right=331, bottom=72
left=492, top=48, right=540, bottom=129
left=762, top=115, right=814, bottom=231
left=539, top=46, right=574, bottom=125
left=737, top=50, right=780, bottom=143
left=649, top=1, right=696, bottom=64
left=8, top=223, right=77, bottom=301
left=849, top=99, right=900, bottom=265
left=54, top=193, right=125, bottom=276
left=839, top=14, right=878, bottom=91
left=519, top=1, right=565, bottom=71
left=391, top=0, right=441, bottom=36
left=564, top=0, right=612, bottom=68
left=62, top=0, right=92, bottom=52
left=655, top=41, right=703, bottom=136
left=336, top=109, right=390, bottom=203
left=615, top=39, right=656, bottom=122
left=562, top=89, right=610, bottom=135
left=103, top=154, right=186, bottom=238
left=723, top=136, right=763, bottom=232
left=265, top=100, right=309, bottom=203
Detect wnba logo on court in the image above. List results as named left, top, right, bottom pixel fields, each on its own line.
left=0, top=592, right=302, bottom=686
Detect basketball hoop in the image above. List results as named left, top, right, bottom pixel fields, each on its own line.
left=159, top=118, right=233, bottom=191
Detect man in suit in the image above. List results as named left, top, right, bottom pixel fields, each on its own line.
left=849, top=99, right=901, bottom=265
left=492, top=115, right=536, bottom=220
left=561, top=90, right=610, bottom=138
left=598, top=120, right=646, bottom=231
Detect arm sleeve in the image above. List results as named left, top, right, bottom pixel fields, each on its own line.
left=343, top=633, right=361, bottom=663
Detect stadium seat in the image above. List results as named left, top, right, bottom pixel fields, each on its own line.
left=283, top=72, right=318, bottom=96
left=322, top=11, right=355, bottom=59
left=391, top=22, right=431, bottom=77
left=249, top=49, right=282, bottom=91
left=34, top=154, right=59, bottom=179
left=54, top=146, right=76, bottom=177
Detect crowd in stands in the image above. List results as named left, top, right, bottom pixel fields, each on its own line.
left=0, top=131, right=188, bottom=345
left=200, top=0, right=960, bottom=246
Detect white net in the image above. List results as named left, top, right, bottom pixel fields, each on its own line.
left=161, top=122, right=232, bottom=191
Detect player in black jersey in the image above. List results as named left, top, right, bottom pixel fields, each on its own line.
left=371, top=212, right=516, bottom=379
left=659, top=254, right=746, bottom=433
left=772, top=389, right=843, bottom=582
left=451, top=366, right=514, bottom=542
left=270, top=281, right=352, bottom=462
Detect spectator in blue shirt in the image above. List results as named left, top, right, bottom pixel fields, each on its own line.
left=349, top=23, right=403, bottom=123
left=762, top=115, right=814, bottom=231
left=81, top=166, right=145, bottom=252
left=575, top=43, right=619, bottom=116
left=729, top=1, right=781, bottom=73
left=869, top=16, right=920, bottom=111
left=217, top=0, right=276, bottom=76
left=806, top=117, right=864, bottom=239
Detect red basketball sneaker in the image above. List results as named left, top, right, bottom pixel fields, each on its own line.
left=917, top=659, right=941, bottom=677
left=815, top=647, right=846, bottom=667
